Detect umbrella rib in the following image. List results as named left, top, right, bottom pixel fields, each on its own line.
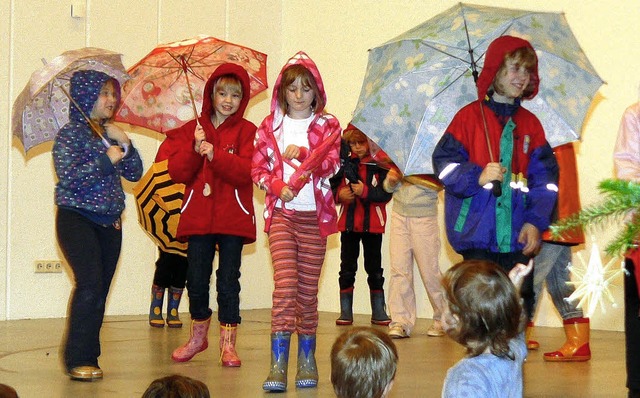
left=171, top=46, right=207, bottom=82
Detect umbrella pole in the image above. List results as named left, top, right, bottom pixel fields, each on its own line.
left=462, top=16, right=501, bottom=196
left=479, top=101, right=502, bottom=197
left=177, top=56, right=209, bottom=195
left=179, top=56, right=201, bottom=127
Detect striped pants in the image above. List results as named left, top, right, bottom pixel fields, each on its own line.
left=268, top=209, right=327, bottom=335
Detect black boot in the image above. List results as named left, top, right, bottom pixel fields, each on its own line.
left=370, top=290, right=391, bottom=326
left=336, top=288, right=354, bottom=325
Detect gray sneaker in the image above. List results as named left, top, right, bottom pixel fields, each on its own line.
left=427, top=320, right=445, bottom=337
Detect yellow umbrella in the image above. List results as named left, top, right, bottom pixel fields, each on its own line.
left=133, top=159, right=187, bottom=256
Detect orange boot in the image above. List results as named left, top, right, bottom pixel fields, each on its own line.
left=526, top=322, right=539, bottom=350
left=544, top=317, right=591, bottom=362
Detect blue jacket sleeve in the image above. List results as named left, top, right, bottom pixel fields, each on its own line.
left=432, top=132, right=484, bottom=198
left=523, top=142, right=558, bottom=231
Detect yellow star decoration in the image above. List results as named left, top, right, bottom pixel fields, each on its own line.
left=566, top=241, right=623, bottom=317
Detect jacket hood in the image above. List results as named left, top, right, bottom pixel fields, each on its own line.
left=476, top=35, right=539, bottom=101
left=69, top=70, right=120, bottom=124
left=270, top=51, right=327, bottom=114
left=200, top=63, right=251, bottom=126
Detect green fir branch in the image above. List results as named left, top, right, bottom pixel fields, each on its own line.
left=551, top=178, right=640, bottom=256
left=605, top=220, right=640, bottom=255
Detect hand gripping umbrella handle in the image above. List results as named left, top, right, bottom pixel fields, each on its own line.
left=478, top=99, right=502, bottom=198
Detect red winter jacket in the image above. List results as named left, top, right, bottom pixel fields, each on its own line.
left=330, top=153, right=392, bottom=234
left=162, top=63, right=256, bottom=244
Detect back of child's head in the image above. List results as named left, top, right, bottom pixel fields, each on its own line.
left=213, top=74, right=243, bottom=98
left=0, top=383, right=18, bottom=398
left=331, top=326, right=398, bottom=398
left=277, top=64, right=324, bottom=114
left=141, top=374, right=210, bottom=398
left=442, top=260, right=524, bottom=359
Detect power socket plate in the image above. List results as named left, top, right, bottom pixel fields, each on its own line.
left=35, top=261, right=63, bottom=273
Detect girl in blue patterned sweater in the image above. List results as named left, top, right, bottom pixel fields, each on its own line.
left=53, top=70, right=143, bottom=381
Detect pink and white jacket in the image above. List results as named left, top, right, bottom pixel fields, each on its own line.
left=251, top=52, right=341, bottom=238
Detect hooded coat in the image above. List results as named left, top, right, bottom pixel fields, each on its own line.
left=252, top=52, right=341, bottom=238
left=163, top=63, right=257, bottom=243
left=432, top=36, right=559, bottom=254
left=53, top=70, right=143, bottom=225
left=330, top=148, right=392, bottom=234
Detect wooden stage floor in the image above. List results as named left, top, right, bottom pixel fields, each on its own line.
left=0, top=309, right=628, bottom=397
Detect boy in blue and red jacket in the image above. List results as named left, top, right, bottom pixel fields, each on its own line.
left=330, top=125, right=393, bottom=326
left=432, top=36, right=559, bottom=326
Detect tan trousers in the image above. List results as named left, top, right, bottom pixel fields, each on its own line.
left=387, top=211, right=444, bottom=335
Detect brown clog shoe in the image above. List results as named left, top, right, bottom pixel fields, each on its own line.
left=68, top=366, right=103, bottom=381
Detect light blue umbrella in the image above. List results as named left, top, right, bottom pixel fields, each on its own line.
left=352, top=3, right=604, bottom=176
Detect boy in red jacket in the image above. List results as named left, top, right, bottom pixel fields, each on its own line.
left=330, top=126, right=393, bottom=326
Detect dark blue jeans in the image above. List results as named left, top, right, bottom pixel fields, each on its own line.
left=338, top=231, right=384, bottom=290
left=153, top=249, right=188, bottom=289
left=56, top=208, right=121, bottom=371
left=187, top=234, right=243, bottom=324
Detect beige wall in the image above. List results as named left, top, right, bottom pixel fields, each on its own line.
left=2, top=0, right=637, bottom=332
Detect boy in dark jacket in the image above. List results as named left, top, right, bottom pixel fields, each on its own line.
left=330, top=125, right=393, bottom=326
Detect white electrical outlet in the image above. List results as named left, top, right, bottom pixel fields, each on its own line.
left=35, top=260, right=63, bottom=273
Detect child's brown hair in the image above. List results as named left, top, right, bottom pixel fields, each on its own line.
left=342, top=127, right=368, bottom=145
left=442, top=260, right=526, bottom=359
left=277, top=64, right=324, bottom=115
left=494, top=46, right=538, bottom=99
left=331, top=326, right=398, bottom=398
left=142, top=374, right=210, bottom=398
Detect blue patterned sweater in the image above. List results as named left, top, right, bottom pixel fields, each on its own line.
left=53, top=70, right=143, bottom=225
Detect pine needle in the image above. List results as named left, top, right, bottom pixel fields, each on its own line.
left=551, top=178, right=640, bottom=256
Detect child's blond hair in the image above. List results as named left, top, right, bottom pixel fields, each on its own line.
left=213, top=74, right=243, bottom=98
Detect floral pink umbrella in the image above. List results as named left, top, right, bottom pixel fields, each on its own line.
left=286, top=129, right=342, bottom=194
left=115, top=35, right=267, bottom=132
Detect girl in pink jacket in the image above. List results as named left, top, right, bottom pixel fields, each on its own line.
left=252, top=51, right=341, bottom=391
